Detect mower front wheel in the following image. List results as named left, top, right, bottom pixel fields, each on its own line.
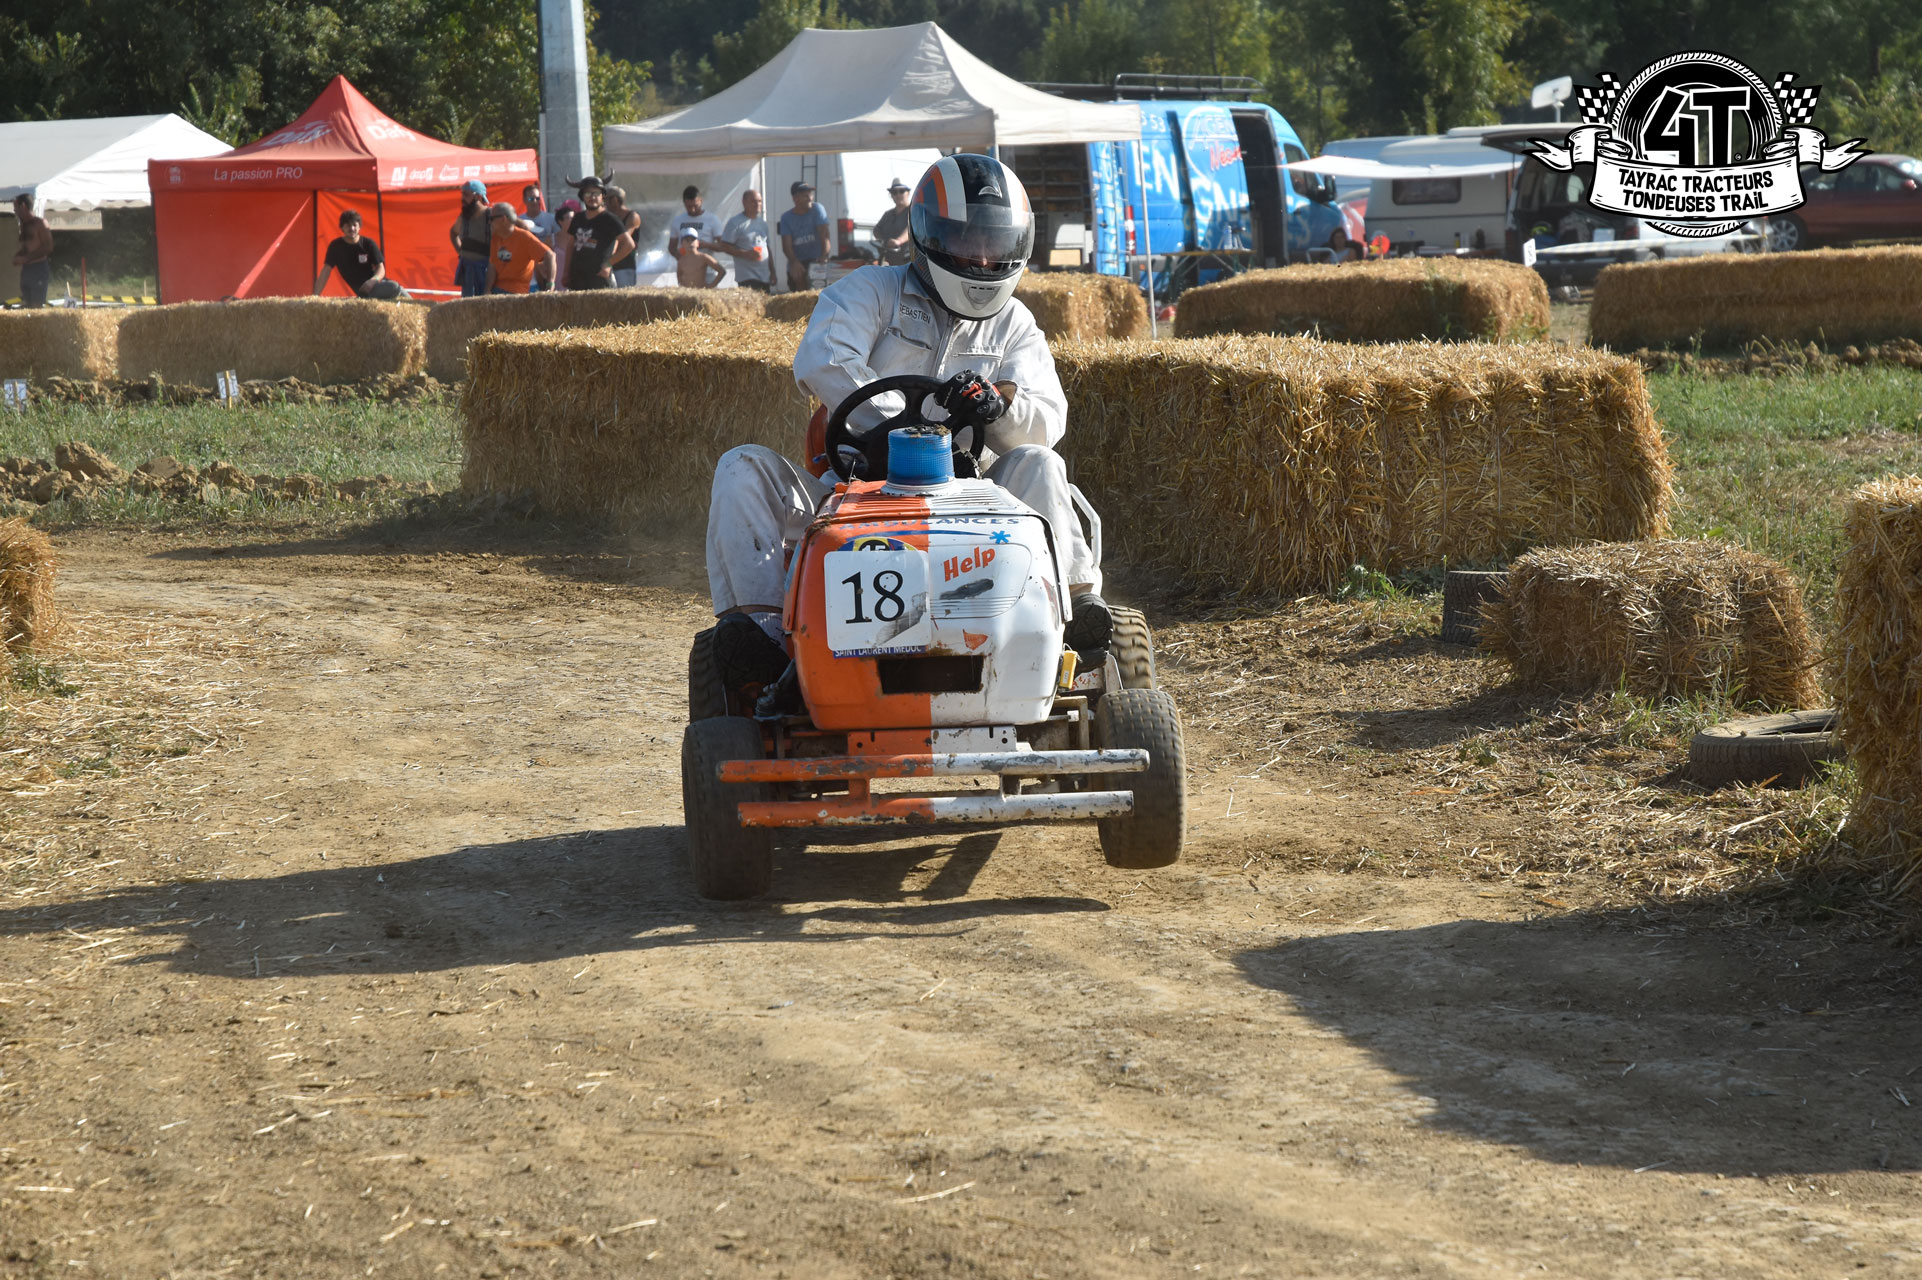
left=1110, top=606, right=1158, bottom=689
left=1094, top=688, right=1186, bottom=869
left=681, top=717, right=774, bottom=899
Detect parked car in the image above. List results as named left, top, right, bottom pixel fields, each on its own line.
left=1769, top=154, right=1922, bottom=251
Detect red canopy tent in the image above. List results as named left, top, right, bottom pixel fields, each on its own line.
left=148, top=76, right=539, bottom=301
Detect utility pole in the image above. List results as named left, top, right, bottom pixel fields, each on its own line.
left=538, top=0, right=595, bottom=202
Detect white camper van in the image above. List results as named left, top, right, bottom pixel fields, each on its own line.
left=1362, top=128, right=1522, bottom=253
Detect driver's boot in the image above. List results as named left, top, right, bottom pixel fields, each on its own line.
left=714, top=612, right=790, bottom=703
left=1064, top=591, right=1115, bottom=660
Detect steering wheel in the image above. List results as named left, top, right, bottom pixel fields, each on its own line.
left=822, top=374, right=987, bottom=482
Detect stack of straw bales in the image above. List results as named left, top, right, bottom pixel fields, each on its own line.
left=1480, top=540, right=1818, bottom=706
left=118, top=299, right=425, bottom=386
left=1589, top=247, right=1922, bottom=349
left=1052, top=336, right=1669, bottom=593
left=461, top=316, right=809, bottom=522
left=761, top=291, right=820, bottom=324
left=0, top=311, right=120, bottom=381
left=1175, top=260, right=1550, bottom=343
left=0, top=518, right=58, bottom=681
left=1835, top=476, right=1922, bottom=873
left=425, top=288, right=765, bottom=382
left=1015, top=274, right=1150, bottom=341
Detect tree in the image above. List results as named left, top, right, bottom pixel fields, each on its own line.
left=1157, top=0, right=1268, bottom=80
left=1398, top=0, right=1524, bottom=129
left=1030, top=0, right=1148, bottom=85
left=708, top=0, right=860, bottom=94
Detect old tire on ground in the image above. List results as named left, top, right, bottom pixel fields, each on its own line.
left=1110, top=606, right=1158, bottom=689
left=687, top=627, right=729, bottom=722
left=1440, top=569, right=1506, bottom=646
left=681, top=717, right=774, bottom=899
left=1093, top=688, right=1186, bottom=869
left=1689, top=709, right=1841, bottom=788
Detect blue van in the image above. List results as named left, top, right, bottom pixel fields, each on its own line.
left=1010, top=82, right=1346, bottom=295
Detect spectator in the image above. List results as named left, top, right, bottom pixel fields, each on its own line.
left=872, top=177, right=913, bottom=265
left=669, top=185, right=725, bottom=260
left=553, top=198, right=582, bottom=291
left=564, top=179, right=633, bottom=291
left=522, top=184, right=558, bottom=246
left=716, top=188, right=771, bottom=292
left=778, top=180, right=830, bottom=292
left=675, top=227, right=726, bottom=288
left=604, top=184, right=643, bottom=287
left=486, top=203, right=556, bottom=294
left=11, top=195, right=53, bottom=309
left=313, top=209, right=409, bottom=299
left=1327, top=228, right=1364, bottom=263
left=449, top=179, right=492, bottom=297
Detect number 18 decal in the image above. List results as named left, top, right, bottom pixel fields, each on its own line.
left=822, top=550, right=932, bottom=656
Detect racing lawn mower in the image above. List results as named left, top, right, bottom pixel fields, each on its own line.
left=681, top=375, right=1186, bottom=900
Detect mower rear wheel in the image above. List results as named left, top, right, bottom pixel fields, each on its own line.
left=1093, top=688, right=1186, bottom=869
left=681, top=717, right=774, bottom=899
left=1110, top=606, right=1158, bottom=689
left=687, top=627, right=729, bottom=721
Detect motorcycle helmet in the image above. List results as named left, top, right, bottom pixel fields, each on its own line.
left=908, top=154, right=1034, bottom=320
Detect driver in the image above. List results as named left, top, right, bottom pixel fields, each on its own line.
left=705, top=154, right=1110, bottom=697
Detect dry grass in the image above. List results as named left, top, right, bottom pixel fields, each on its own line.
left=761, top=291, right=820, bottom=324
left=460, top=316, right=809, bottom=523
left=0, top=310, right=120, bottom=381
left=1174, top=259, right=1550, bottom=343
left=1053, top=336, right=1670, bottom=595
left=1015, top=273, right=1150, bottom=341
left=1589, top=247, right=1922, bottom=350
left=0, top=519, right=59, bottom=669
left=117, top=298, right=427, bottom=387
left=424, top=288, right=765, bottom=383
left=1479, top=540, right=1819, bottom=707
left=1835, top=475, right=1922, bottom=893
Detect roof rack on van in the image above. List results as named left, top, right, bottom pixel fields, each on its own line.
left=1025, top=73, right=1267, bottom=101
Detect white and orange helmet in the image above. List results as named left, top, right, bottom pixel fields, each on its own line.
left=908, top=154, right=1034, bottom=320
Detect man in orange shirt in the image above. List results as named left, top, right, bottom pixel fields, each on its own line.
left=485, top=203, right=555, bottom=294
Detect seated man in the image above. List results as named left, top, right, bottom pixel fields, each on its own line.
left=705, top=153, right=1110, bottom=697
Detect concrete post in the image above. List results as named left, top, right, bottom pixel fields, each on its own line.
left=538, top=0, right=594, bottom=201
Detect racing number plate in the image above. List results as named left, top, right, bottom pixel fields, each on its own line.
left=822, top=549, right=933, bottom=657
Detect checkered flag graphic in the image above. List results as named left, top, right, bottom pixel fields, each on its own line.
left=1576, top=73, right=1620, bottom=125
left=1772, top=72, right=1820, bottom=126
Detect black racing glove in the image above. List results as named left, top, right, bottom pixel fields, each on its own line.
left=937, top=370, right=1006, bottom=431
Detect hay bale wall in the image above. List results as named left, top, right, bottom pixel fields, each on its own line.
left=425, top=288, right=764, bottom=383
left=0, top=518, right=59, bottom=675
left=1015, top=274, right=1150, bottom=341
left=1174, top=260, right=1550, bottom=343
left=761, top=291, right=820, bottom=324
left=1480, top=540, right=1817, bottom=706
left=1052, top=336, right=1669, bottom=594
left=0, top=311, right=120, bottom=381
left=460, top=316, right=810, bottom=522
left=118, top=299, right=425, bottom=386
left=1589, top=247, right=1922, bottom=350
left=1836, top=476, right=1922, bottom=871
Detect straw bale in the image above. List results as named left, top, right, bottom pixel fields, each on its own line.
left=1015, top=273, right=1150, bottom=341
left=0, top=310, right=120, bottom=381
left=0, top=517, right=58, bottom=656
left=117, top=298, right=424, bottom=386
left=1835, top=476, right=1922, bottom=876
left=1590, top=247, right=1922, bottom=349
left=424, top=288, right=764, bottom=382
left=460, top=316, right=809, bottom=522
left=761, top=291, right=820, bottom=324
left=1174, top=259, right=1549, bottom=343
left=1479, top=540, right=1817, bottom=705
left=1051, top=336, right=1669, bottom=594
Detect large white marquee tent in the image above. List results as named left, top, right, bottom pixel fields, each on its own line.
left=1, top=114, right=229, bottom=228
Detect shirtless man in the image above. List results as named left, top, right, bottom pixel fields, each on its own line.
left=12, top=196, right=53, bottom=309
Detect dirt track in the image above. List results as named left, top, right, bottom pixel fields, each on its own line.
left=3, top=526, right=1920, bottom=1278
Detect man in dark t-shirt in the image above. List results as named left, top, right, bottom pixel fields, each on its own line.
left=313, top=210, right=407, bottom=299
left=565, top=181, right=634, bottom=290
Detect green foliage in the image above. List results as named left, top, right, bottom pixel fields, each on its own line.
left=1157, top=0, right=1269, bottom=78
left=709, top=0, right=861, bottom=95
left=1396, top=0, right=1524, bottom=130
left=1032, top=0, right=1149, bottom=85
left=1829, top=73, right=1922, bottom=155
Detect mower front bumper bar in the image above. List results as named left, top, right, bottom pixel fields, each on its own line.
left=721, top=748, right=1149, bottom=829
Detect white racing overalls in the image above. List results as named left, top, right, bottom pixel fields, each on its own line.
left=705, top=263, right=1100, bottom=614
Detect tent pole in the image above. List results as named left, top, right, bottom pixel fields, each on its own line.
left=311, top=197, right=319, bottom=296
left=376, top=190, right=387, bottom=283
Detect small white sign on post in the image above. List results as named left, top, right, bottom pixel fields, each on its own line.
left=216, top=370, right=241, bottom=406
left=2, top=378, right=28, bottom=412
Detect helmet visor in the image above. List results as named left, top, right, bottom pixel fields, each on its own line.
left=910, top=204, right=1034, bottom=281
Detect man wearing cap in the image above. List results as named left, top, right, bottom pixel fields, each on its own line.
left=564, top=178, right=634, bottom=291
left=778, top=180, right=831, bottom=292
left=485, top=203, right=556, bottom=294
left=871, top=178, right=914, bottom=266
left=449, top=180, right=493, bottom=297
left=716, top=189, right=771, bottom=292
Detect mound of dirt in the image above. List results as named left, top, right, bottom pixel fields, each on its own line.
left=0, top=447, right=434, bottom=509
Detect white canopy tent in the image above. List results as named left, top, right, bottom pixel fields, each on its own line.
left=603, top=23, right=1140, bottom=171
left=1, top=115, right=230, bottom=228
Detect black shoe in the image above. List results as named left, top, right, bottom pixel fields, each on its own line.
left=1064, top=591, right=1115, bottom=655
left=713, top=613, right=789, bottom=697
left=754, top=662, right=804, bottom=717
